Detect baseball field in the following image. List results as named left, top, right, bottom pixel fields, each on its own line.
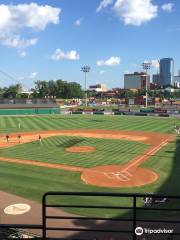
left=0, top=114, right=179, bottom=217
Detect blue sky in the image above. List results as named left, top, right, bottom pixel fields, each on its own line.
left=0, top=0, right=180, bottom=89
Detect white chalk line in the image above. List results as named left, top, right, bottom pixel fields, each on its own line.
left=104, top=172, right=131, bottom=181
left=122, top=138, right=170, bottom=172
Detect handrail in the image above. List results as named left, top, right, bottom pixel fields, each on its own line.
left=1, top=192, right=180, bottom=239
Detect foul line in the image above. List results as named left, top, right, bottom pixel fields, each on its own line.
left=122, top=138, right=170, bottom=172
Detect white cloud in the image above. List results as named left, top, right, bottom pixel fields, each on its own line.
left=0, top=3, right=61, bottom=55
left=100, top=70, right=105, bottom=74
left=98, top=0, right=156, bottom=26
left=151, top=59, right=160, bottom=69
left=96, top=0, right=114, bottom=12
left=19, top=51, right=27, bottom=57
left=113, top=0, right=158, bottom=26
left=97, top=56, right=121, bottom=66
left=51, top=49, right=80, bottom=61
left=29, top=72, right=38, bottom=79
left=75, top=18, right=83, bottom=26
left=161, top=3, right=174, bottom=13
left=3, top=36, right=38, bottom=57
left=97, top=0, right=158, bottom=26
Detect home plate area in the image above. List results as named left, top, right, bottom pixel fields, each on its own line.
left=104, top=170, right=133, bottom=181
left=81, top=165, right=159, bottom=188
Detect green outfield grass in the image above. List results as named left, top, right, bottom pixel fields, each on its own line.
left=0, top=114, right=178, bottom=134
left=0, top=114, right=179, bottom=218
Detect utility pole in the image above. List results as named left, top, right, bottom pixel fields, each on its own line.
left=142, top=62, right=151, bottom=108
left=81, top=65, right=90, bottom=106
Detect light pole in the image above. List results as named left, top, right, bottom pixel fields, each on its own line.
left=142, top=62, right=151, bottom=108
left=81, top=65, right=90, bottom=106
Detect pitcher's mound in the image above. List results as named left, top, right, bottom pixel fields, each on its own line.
left=81, top=165, right=158, bottom=188
left=66, top=146, right=96, bottom=153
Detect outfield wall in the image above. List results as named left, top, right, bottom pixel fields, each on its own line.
left=0, top=108, right=60, bottom=115
left=61, top=109, right=180, bottom=118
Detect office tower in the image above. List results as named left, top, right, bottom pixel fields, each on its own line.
left=152, top=74, right=160, bottom=85
left=159, top=58, right=174, bottom=86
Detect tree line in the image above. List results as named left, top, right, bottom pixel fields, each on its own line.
left=0, top=80, right=180, bottom=99
left=0, top=80, right=83, bottom=99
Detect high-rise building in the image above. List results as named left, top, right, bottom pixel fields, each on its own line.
left=124, top=72, right=150, bottom=89
left=159, top=58, right=174, bottom=86
left=152, top=74, right=160, bottom=85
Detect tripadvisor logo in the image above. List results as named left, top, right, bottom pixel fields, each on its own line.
left=135, top=227, right=143, bottom=236
left=135, top=226, right=174, bottom=235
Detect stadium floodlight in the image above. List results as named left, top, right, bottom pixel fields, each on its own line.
left=142, top=62, right=152, bottom=108
left=81, top=65, right=91, bottom=106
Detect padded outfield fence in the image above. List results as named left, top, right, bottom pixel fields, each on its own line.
left=0, top=192, right=180, bottom=239
left=0, top=98, right=57, bottom=105
left=0, top=107, right=60, bottom=115
left=0, top=98, right=60, bottom=115
left=62, top=109, right=180, bottom=118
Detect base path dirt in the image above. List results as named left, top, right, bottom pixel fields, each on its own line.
left=0, top=129, right=175, bottom=188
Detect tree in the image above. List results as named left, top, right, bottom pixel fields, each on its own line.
left=3, top=84, right=22, bottom=98
left=119, top=89, right=136, bottom=98
left=34, top=81, right=49, bottom=98
left=33, top=79, right=83, bottom=99
left=48, top=80, right=58, bottom=97
left=0, top=87, right=4, bottom=98
left=66, top=82, right=83, bottom=98
left=56, top=79, right=67, bottom=98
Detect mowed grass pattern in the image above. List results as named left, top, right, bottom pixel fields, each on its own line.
left=0, top=136, right=148, bottom=167
left=0, top=138, right=179, bottom=218
left=0, top=114, right=179, bottom=217
left=0, top=114, right=178, bottom=134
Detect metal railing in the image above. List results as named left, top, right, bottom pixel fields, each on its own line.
left=1, top=192, right=180, bottom=239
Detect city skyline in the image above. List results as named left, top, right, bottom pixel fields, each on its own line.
left=0, top=0, right=180, bottom=89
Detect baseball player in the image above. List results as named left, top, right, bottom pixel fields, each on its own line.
left=174, top=125, right=180, bottom=135
left=17, top=135, right=21, bottom=143
left=6, top=134, right=10, bottom=143
left=38, top=135, right=42, bottom=143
